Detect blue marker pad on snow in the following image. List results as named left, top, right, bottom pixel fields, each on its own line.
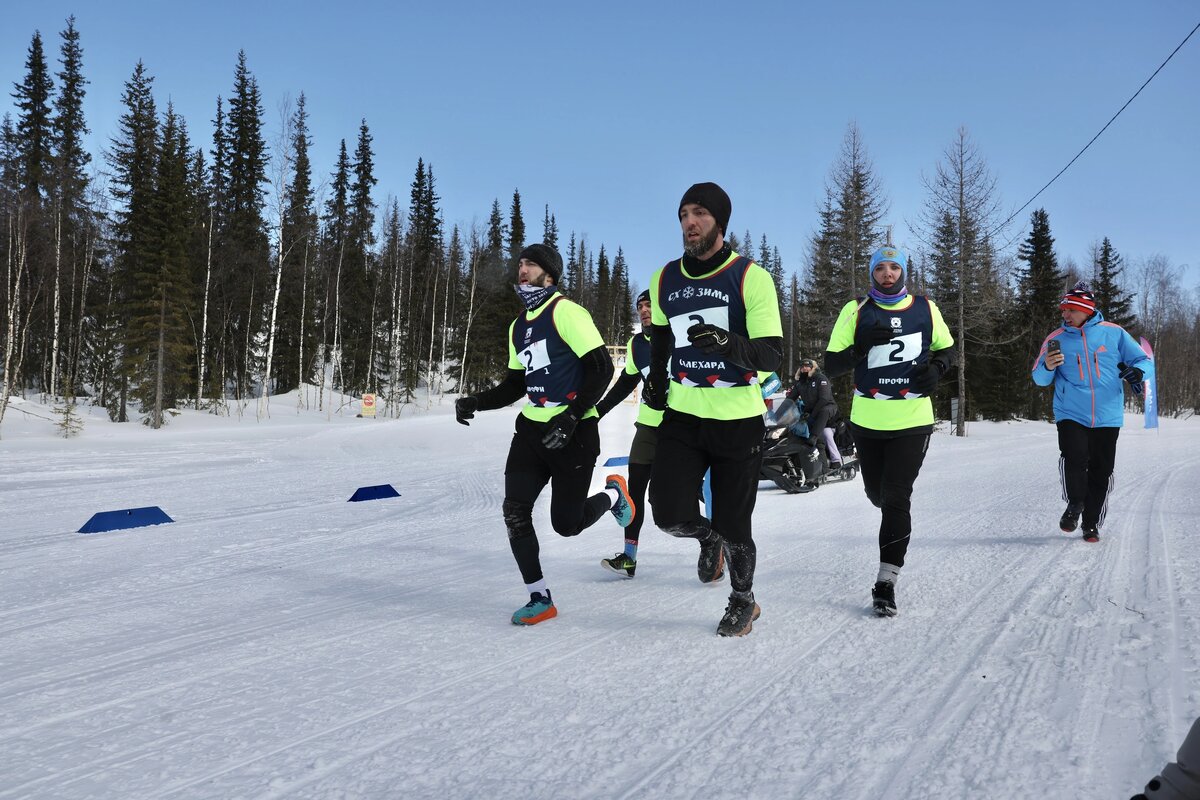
left=348, top=484, right=401, bottom=502
left=603, top=456, right=630, bottom=467
left=78, top=506, right=174, bottom=534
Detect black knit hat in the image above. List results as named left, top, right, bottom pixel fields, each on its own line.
left=636, top=289, right=651, bottom=307
left=519, top=243, right=563, bottom=283
left=679, top=182, right=731, bottom=234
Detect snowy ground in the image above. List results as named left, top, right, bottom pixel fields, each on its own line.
left=1, top=393, right=1196, bottom=799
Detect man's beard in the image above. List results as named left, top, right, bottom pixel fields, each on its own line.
left=683, top=226, right=719, bottom=258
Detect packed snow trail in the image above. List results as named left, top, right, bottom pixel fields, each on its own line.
left=0, top=400, right=1195, bottom=799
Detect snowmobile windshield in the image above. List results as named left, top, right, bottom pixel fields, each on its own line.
left=769, top=398, right=802, bottom=427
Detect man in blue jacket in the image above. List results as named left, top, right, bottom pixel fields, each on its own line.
left=1031, top=282, right=1153, bottom=542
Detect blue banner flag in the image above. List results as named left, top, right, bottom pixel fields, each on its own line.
left=1139, top=337, right=1158, bottom=429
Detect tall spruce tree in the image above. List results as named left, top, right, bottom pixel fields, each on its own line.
left=320, top=139, right=351, bottom=392
left=11, top=30, right=58, bottom=398
left=542, top=204, right=557, bottom=251
left=760, top=233, right=784, bottom=296
left=219, top=50, right=269, bottom=400
left=1091, top=237, right=1136, bottom=330
left=831, top=122, right=887, bottom=299
left=50, top=18, right=89, bottom=211
left=507, top=189, right=525, bottom=265
left=594, top=244, right=612, bottom=337
left=1014, top=208, right=1064, bottom=420
left=402, top=158, right=443, bottom=395
left=275, top=93, right=317, bottom=393
left=465, top=198, right=515, bottom=389
left=611, top=247, right=633, bottom=342
left=12, top=31, right=54, bottom=203
left=803, top=191, right=842, bottom=364
left=129, top=104, right=195, bottom=426
left=562, top=231, right=578, bottom=296
left=339, top=119, right=377, bottom=392
left=50, top=16, right=93, bottom=399
left=106, top=61, right=158, bottom=422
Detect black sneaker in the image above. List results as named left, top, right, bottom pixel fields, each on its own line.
left=1081, top=524, right=1100, bottom=543
left=717, top=592, right=761, bottom=636
left=601, top=552, right=637, bottom=578
left=697, top=532, right=725, bottom=584
left=1059, top=502, right=1084, bottom=533
left=872, top=581, right=897, bottom=617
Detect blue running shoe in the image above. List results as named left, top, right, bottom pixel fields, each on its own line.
left=512, top=591, right=557, bottom=625
left=605, top=474, right=636, bottom=527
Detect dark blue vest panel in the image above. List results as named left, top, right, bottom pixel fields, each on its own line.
left=657, top=257, right=755, bottom=389
left=511, top=295, right=582, bottom=407
left=853, top=296, right=934, bottom=399
left=629, top=333, right=651, bottom=377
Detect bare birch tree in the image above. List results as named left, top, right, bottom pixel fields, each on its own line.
left=256, top=99, right=297, bottom=421
left=1, top=209, right=38, bottom=435
left=196, top=207, right=212, bottom=408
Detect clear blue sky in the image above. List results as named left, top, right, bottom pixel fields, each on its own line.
left=4, top=1, right=1197, bottom=296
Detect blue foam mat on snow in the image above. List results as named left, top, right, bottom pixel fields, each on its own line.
left=348, top=484, right=401, bottom=502
left=78, top=506, right=174, bottom=534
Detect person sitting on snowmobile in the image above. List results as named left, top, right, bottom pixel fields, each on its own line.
left=786, top=358, right=842, bottom=471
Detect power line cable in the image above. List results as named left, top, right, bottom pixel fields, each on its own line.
left=992, top=20, right=1200, bottom=236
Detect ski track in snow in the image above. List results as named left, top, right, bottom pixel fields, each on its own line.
left=1, top=402, right=1197, bottom=799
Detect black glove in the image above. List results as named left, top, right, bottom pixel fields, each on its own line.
left=854, top=323, right=893, bottom=357
left=1118, top=362, right=1144, bottom=393
left=686, top=323, right=732, bottom=355
left=642, top=372, right=667, bottom=410
left=909, top=359, right=945, bottom=394
left=541, top=410, right=579, bottom=450
left=455, top=396, right=478, bottom=426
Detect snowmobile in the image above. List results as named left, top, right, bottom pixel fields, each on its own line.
left=759, top=399, right=858, bottom=494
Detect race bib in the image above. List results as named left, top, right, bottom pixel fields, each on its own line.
left=668, top=305, right=730, bottom=349
left=518, top=339, right=551, bottom=373
left=866, top=331, right=923, bottom=370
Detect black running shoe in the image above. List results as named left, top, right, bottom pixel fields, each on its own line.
left=601, top=552, right=637, bottom=578
left=697, top=532, right=725, bottom=584
left=1059, top=502, right=1084, bottom=533
left=1081, top=524, right=1100, bottom=543
left=717, top=592, right=761, bottom=636
left=872, top=581, right=897, bottom=617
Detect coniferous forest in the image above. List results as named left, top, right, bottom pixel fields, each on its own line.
left=2, top=20, right=1197, bottom=435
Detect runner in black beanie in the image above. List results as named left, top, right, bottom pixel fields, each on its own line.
left=678, top=182, right=731, bottom=235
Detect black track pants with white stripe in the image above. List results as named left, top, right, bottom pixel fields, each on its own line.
left=1057, top=419, right=1120, bottom=529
